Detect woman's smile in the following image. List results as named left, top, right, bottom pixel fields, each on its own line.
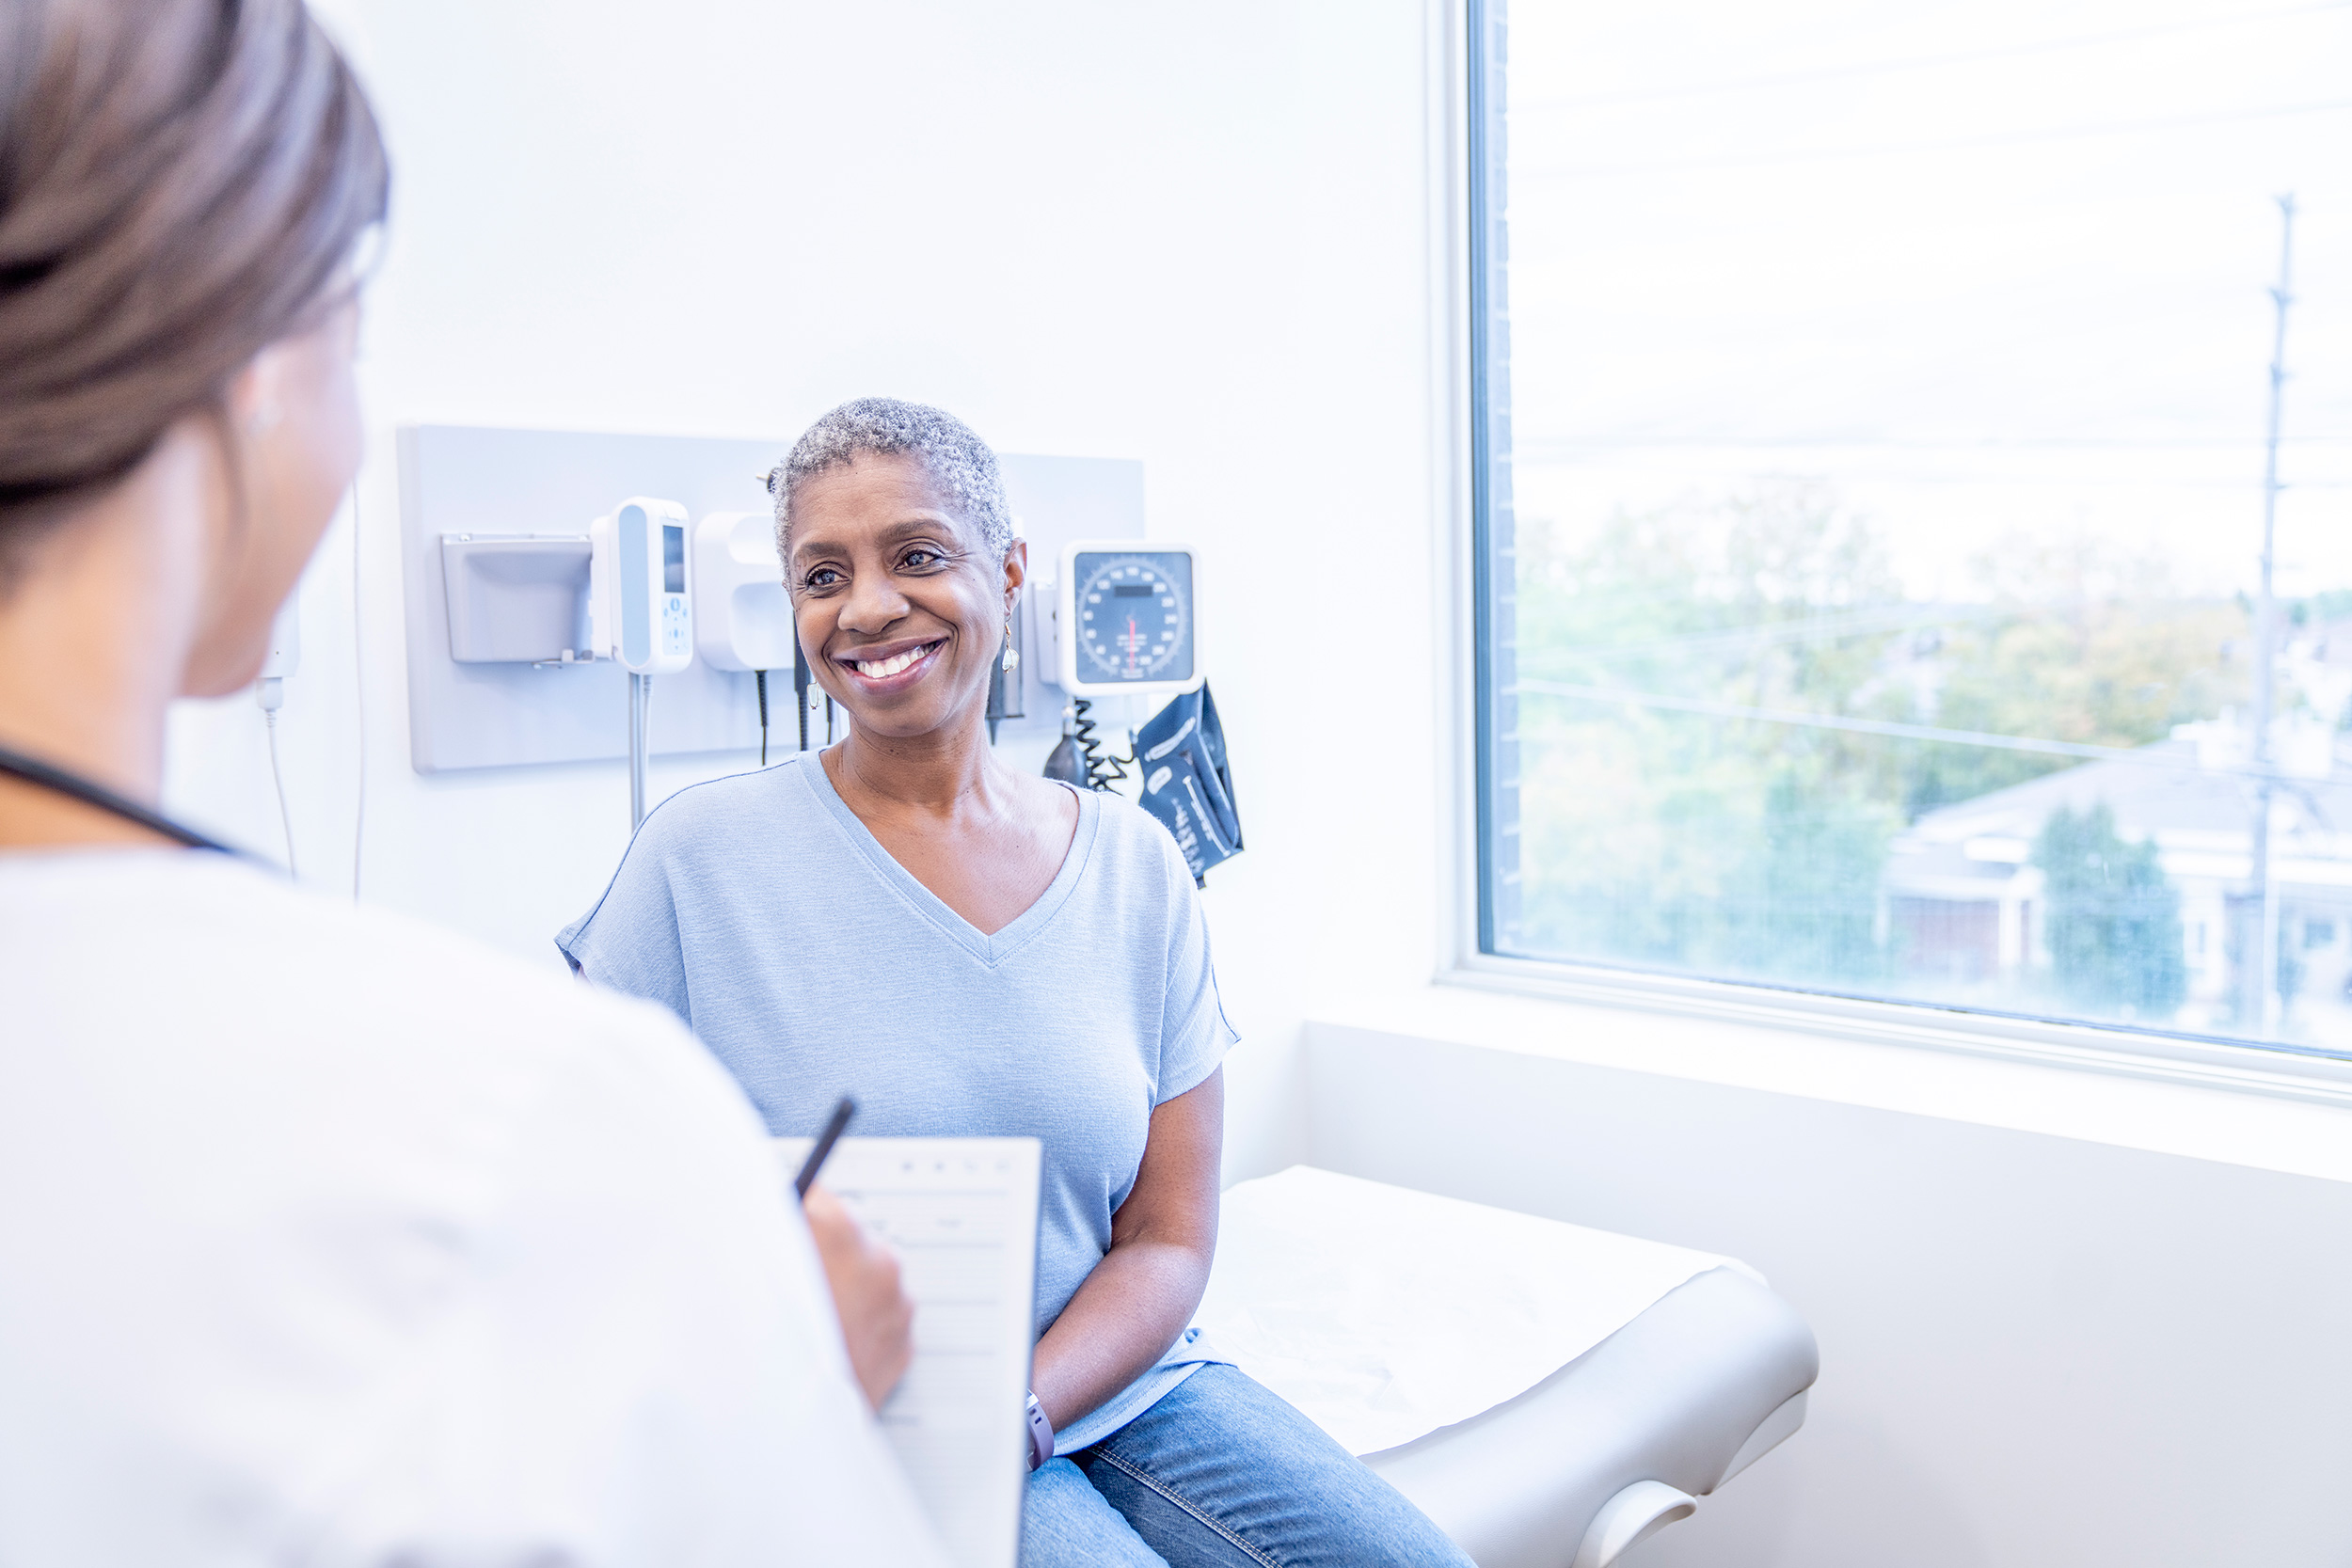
left=839, top=635, right=946, bottom=693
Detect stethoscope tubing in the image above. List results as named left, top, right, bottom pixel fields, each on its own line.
left=0, top=742, right=242, bottom=856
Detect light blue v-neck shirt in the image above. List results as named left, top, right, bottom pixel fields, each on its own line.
left=556, top=752, right=1237, bottom=1451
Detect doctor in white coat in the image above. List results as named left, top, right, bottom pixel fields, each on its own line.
left=0, top=1, right=944, bottom=1562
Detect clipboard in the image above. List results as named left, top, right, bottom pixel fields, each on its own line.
left=774, top=1135, right=1042, bottom=1568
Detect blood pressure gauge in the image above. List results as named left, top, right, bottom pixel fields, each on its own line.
left=1052, top=541, right=1202, bottom=698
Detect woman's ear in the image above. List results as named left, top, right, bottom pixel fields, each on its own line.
left=222, top=342, right=290, bottom=442
left=1002, top=537, right=1029, bottom=613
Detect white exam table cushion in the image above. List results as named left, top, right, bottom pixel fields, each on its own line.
left=1195, top=1166, right=1743, bottom=1454
left=1366, top=1268, right=1816, bottom=1568
left=1196, top=1168, right=1819, bottom=1568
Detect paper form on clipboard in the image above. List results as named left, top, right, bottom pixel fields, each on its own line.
left=773, top=1135, right=1042, bottom=1568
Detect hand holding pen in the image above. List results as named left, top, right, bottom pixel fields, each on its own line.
left=795, top=1099, right=914, bottom=1411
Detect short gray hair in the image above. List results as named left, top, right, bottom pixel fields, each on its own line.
left=769, top=397, right=1012, bottom=565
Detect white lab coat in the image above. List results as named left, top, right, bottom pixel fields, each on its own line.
left=0, top=848, right=946, bottom=1567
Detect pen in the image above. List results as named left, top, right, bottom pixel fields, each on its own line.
left=793, top=1096, right=857, bottom=1199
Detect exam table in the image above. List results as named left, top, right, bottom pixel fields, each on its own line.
left=1194, top=1168, right=1819, bottom=1568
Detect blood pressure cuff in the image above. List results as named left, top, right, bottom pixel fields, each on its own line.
left=1136, top=683, right=1242, bottom=883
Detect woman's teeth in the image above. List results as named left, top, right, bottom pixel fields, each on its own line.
left=854, top=644, right=933, bottom=679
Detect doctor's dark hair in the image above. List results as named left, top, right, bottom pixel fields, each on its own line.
left=769, top=398, right=1014, bottom=569
left=0, top=0, right=388, bottom=590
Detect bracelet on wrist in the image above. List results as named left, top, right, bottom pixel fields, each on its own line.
left=1025, top=1390, right=1055, bottom=1472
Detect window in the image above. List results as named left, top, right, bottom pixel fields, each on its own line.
left=1470, top=0, right=2352, bottom=1052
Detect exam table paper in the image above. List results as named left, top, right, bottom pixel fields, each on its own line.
left=773, top=1135, right=1041, bottom=1568
left=1192, top=1166, right=1741, bottom=1456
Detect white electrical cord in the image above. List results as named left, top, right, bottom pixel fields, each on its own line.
left=628, top=672, right=654, bottom=830
left=258, top=677, right=296, bottom=879
left=349, top=478, right=366, bottom=902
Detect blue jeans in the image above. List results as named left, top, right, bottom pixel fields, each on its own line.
left=1022, top=1365, right=1475, bottom=1568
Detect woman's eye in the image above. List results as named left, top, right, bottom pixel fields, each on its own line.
left=803, top=566, right=843, bottom=590
left=902, top=549, right=942, bottom=569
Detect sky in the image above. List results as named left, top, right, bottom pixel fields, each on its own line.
left=1502, top=0, right=2352, bottom=603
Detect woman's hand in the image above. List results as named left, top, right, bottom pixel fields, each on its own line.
left=803, top=1183, right=915, bottom=1412
left=1029, top=1068, right=1224, bottom=1434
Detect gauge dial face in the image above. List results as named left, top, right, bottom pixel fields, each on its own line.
left=1073, top=550, right=1193, bottom=685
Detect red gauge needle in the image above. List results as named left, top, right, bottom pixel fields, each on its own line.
left=1125, top=616, right=1139, bottom=673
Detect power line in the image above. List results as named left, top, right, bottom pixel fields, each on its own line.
left=1516, top=0, right=2352, bottom=112
left=1513, top=436, right=2349, bottom=451
left=1523, top=96, right=2352, bottom=179
left=1513, top=470, right=2352, bottom=491
left=1531, top=601, right=2011, bottom=665
left=1518, top=678, right=2291, bottom=781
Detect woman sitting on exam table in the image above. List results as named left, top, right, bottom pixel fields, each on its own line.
left=559, top=398, right=1474, bottom=1568
left=0, top=5, right=944, bottom=1562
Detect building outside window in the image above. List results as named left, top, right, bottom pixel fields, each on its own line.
left=1470, top=0, right=2352, bottom=1051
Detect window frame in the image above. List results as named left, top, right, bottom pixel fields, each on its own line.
left=1465, top=0, right=1504, bottom=959
left=1445, top=0, right=2352, bottom=1108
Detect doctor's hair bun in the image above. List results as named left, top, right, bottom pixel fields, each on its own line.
left=773, top=398, right=1014, bottom=566
left=0, top=0, right=388, bottom=589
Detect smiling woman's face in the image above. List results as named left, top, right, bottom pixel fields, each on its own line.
left=787, top=451, right=1022, bottom=744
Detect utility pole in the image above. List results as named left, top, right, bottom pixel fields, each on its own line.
left=2248, top=193, right=2296, bottom=1037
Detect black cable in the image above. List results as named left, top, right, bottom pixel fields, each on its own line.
left=0, top=743, right=242, bottom=855
left=756, top=669, right=769, bottom=767
left=1070, top=699, right=1133, bottom=792
left=1044, top=707, right=1085, bottom=784
left=795, top=640, right=812, bottom=752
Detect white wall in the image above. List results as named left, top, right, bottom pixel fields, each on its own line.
left=154, top=2, right=2352, bottom=1563
left=164, top=0, right=1446, bottom=1180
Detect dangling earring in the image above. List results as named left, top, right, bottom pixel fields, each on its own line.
left=1001, top=621, right=1021, bottom=673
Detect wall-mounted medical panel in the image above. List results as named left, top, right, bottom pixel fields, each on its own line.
left=399, top=426, right=1146, bottom=772
left=399, top=425, right=780, bottom=772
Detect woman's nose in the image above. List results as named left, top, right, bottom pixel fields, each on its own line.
left=836, top=572, right=911, bottom=634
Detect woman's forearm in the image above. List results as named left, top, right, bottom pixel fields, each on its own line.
left=1034, top=1070, right=1224, bottom=1438
left=1028, top=1234, right=1213, bottom=1433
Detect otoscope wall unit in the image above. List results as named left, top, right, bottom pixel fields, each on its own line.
left=397, top=425, right=1146, bottom=774
left=693, top=512, right=796, bottom=673
left=399, top=426, right=776, bottom=772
